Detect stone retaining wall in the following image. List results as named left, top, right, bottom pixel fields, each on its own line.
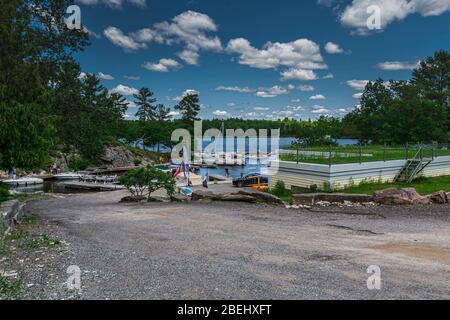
left=1, top=200, right=25, bottom=236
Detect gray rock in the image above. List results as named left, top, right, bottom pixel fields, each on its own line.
left=374, top=188, right=431, bottom=205
left=427, top=191, right=448, bottom=204
left=218, top=194, right=258, bottom=203
left=119, top=196, right=147, bottom=203
left=170, top=195, right=191, bottom=203
left=236, top=190, right=284, bottom=204
left=293, top=193, right=373, bottom=206
left=191, top=190, right=216, bottom=201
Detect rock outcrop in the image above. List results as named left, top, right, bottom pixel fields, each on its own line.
left=293, top=193, right=374, bottom=206
left=374, top=188, right=430, bottom=205
left=191, top=189, right=283, bottom=204
left=427, top=191, right=448, bottom=204
left=100, top=146, right=154, bottom=169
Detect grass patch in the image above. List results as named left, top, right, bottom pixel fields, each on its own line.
left=0, top=275, right=23, bottom=300
left=342, top=176, right=450, bottom=196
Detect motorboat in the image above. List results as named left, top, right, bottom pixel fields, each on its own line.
left=1, top=177, right=44, bottom=187
left=53, top=172, right=81, bottom=180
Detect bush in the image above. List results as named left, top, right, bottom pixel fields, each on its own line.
left=271, top=180, right=290, bottom=198
left=119, top=166, right=175, bottom=199
left=68, top=157, right=89, bottom=171
left=0, top=185, right=9, bottom=203
left=133, top=159, right=142, bottom=167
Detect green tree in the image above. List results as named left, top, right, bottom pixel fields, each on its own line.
left=175, top=93, right=201, bottom=122
left=0, top=0, right=88, bottom=170
left=412, top=50, right=450, bottom=128
left=134, top=88, right=157, bottom=122
left=119, top=166, right=176, bottom=199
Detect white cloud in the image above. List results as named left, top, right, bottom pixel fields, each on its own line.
left=346, top=80, right=370, bottom=91
left=110, top=84, right=139, bottom=96
left=215, top=86, right=256, bottom=93
left=287, top=105, right=305, bottom=111
left=353, top=92, right=364, bottom=99
left=281, top=69, right=318, bottom=81
left=178, top=50, right=200, bottom=65
left=340, top=0, right=450, bottom=35
left=142, top=58, right=182, bottom=72
left=312, top=105, right=330, bottom=114
left=83, top=26, right=101, bottom=39
left=104, top=27, right=146, bottom=52
left=254, top=107, right=270, bottom=111
left=170, top=89, right=200, bottom=101
left=78, top=72, right=87, bottom=80
left=298, top=85, right=315, bottom=91
left=325, top=42, right=344, bottom=54
left=226, top=38, right=326, bottom=70
left=310, top=94, right=326, bottom=100
left=323, top=73, right=334, bottom=79
left=98, top=72, right=114, bottom=80
left=258, top=86, right=289, bottom=98
left=168, top=111, right=180, bottom=117
left=377, top=60, right=421, bottom=70
left=104, top=11, right=221, bottom=64
left=213, top=110, right=228, bottom=116
left=77, top=0, right=146, bottom=8
left=291, top=98, right=302, bottom=103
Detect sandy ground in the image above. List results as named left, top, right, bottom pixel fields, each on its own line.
left=7, top=186, right=450, bottom=299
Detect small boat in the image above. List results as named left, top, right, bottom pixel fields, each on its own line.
left=53, top=172, right=81, bottom=180
left=1, top=177, right=44, bottom=187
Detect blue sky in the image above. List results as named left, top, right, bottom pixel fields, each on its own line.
left=75, top=0, right=450, bottom=120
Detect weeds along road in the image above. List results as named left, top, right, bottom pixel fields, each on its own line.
left=17, top=189, right=450, bottom=299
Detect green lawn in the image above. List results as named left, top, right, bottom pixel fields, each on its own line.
left=342, top=176, right=450, bottom=196
left=281, top=144, right=450, bottom=165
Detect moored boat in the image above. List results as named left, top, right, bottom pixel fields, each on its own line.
left=53, top=172, right=81, bottom=180
left=1, top=177, right=44, bottom=187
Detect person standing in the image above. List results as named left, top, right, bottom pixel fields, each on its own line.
left=11, top=167, right=17, bottom=180
left=202, top=172, right=209, bottom=188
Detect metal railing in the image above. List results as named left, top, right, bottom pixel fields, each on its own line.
left=283, top=143, right=450, bottom=166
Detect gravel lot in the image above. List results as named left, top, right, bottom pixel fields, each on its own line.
left=9, top=188, right=450, bottom=299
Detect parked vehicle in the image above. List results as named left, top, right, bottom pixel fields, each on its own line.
left=232, top=173, right=268, bottom=188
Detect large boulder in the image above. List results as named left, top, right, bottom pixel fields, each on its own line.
left=293, top=193, right=373, bottom=206
left=191, top=190, right=216, bottom=201
left=217, top=194, right=258, bottom=203
left=427, top=191, right=448, bottom=204
left=119, top=196, right=146, bottom=203
left=374, top=188, right=430, bottom=205
left=236, top=190, right=284, bottom=204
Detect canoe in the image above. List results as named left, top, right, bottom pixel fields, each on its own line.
left=1, top=177, right=44, bottom=186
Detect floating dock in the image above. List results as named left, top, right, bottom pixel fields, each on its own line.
left=60, top=181, right=125, bottom=191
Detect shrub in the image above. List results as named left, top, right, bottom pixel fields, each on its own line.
left=119, top=166, right=175, bottom=199
left=133, top=159, right=142, bottom=167
left=271, top=180, right=289, bottom=198
left=68, top=157, right=89, bottom=171
left=0, top=185, right=9, bottom=203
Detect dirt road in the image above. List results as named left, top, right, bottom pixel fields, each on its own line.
left=15, top=190, right=450, bottom=299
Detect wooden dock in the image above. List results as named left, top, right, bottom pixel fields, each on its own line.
left=61, top=181, right=125, bottom=191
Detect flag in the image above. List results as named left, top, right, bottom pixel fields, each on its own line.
left=172, top=166, right=181, bottom=179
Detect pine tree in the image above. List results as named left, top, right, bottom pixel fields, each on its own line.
left=134, top=88, right=157, bottom=122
